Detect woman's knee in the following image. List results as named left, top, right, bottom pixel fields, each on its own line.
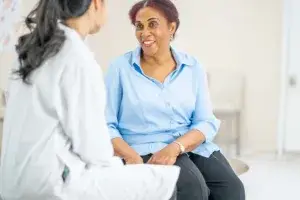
left=175, top=155, right=209, bottom=200
left=177, top=173, right=209, bottom=200
left=227, top=176, right=245, bottom=200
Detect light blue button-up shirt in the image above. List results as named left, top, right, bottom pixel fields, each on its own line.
left=105, top=47, right=221, bottom=158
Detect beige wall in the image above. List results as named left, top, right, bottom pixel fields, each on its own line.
left=0, top=0, right=283, bottom=155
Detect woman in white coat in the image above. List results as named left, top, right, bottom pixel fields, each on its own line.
left=0, top=0, right=179, bottom=200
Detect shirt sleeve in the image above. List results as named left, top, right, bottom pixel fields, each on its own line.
left=190, top=62, right=221, bottom=143
left=57, top=58, right=114, bottom=166
left=104, top=62, right=123, bottom=139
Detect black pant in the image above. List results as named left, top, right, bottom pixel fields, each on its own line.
left=142, top=151, right=245, bottom=200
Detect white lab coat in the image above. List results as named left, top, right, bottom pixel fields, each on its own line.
left=0, top=24, right=179, bottom=200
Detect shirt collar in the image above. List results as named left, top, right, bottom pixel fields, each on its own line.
left=131, top=46, right=194, bottom=69
left=58, top=23, right=94, bottom=57
left=59, top=23, right=83, bottom=40
left=131, top=46, right=142, bottom=67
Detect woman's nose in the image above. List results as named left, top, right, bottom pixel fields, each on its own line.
left=141, top=29, right=151, bottom=39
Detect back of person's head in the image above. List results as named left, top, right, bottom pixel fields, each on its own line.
left=15, top=0, right=105, bottom=84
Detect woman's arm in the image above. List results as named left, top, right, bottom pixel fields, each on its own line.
left=174, top=130, right=206, bottom=153
left=112, top=138, right=143, bottom=164
left=148, top=62, right=220, bottom=164
left=105, top=63, right=143, bottom=164
left=174, top=62, right=220, bottom=152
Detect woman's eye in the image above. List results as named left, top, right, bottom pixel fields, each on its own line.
left=149, top=21, right=158, bottom=28
left=135, top=24, right=143, bottom=31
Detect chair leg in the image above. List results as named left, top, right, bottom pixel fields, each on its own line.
left=236, top=112, right=241, bottom=156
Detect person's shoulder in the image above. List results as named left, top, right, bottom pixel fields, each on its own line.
left=57, top=24, right=93, bottom=63
left=55, top=43, right=99, bottom=81
left=61, top=39, right=92, bottom=63
left=54, top=42, right=97, bottom=81
left=108, top=49, right=137, bottom=72
left=173, top=48, right=203, bottom=69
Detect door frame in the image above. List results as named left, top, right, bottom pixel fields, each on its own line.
left=277, top=0, right=291, bottom=157
left=277, top=0, right=300, bottom=156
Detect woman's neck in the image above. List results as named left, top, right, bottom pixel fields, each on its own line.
left=142, top=48, right=174, bottom=66
left=65, top=18, right=89, bottom=39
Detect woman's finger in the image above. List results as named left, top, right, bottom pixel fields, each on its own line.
left=147, top=155, right=154, bottom=164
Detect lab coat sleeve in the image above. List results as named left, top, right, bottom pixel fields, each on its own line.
left=58, top=59, right=114, bottom=166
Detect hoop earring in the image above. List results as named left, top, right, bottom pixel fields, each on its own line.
left=170, top=35, right=174, bottom=41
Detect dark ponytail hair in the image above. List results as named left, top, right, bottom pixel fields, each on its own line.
left=15, top=0, right=92, bottom=84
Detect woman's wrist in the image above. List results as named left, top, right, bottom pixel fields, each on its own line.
left=112, top=138, right=140, bottom=159
left=168, top=142, right=182, bottom=157
left=173, top=141, right=185, bottom=154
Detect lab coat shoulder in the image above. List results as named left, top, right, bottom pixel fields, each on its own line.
left=57, top=35, right=94, bottom=68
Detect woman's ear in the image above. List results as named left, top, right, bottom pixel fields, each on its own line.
left=92, top=0, right=102, bottom=10
left=169, top=22, right=177, bottom=36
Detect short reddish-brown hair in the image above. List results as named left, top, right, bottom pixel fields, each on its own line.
left=129, top=0, right=180, bottom=36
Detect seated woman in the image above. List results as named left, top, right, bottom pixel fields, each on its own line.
left=105, top=0, right=245, bottom=200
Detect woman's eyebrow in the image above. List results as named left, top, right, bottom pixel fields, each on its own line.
left=147, top=17, right=160, bottom=21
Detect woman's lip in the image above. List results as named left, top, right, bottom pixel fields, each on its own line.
left=142, top=40, right=155, bottom=47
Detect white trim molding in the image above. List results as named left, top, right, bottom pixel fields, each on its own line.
left=277, top=0, right=291, bottom=157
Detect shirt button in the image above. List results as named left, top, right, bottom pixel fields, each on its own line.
left=166, top=102, right=171, bottom=107
left=174, top=132, right=181, bottom=137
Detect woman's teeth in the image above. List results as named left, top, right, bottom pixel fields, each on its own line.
left=143, top=41, right=154, bottom=46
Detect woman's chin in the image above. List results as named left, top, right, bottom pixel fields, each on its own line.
left=142, top=47, right=158, bottom=57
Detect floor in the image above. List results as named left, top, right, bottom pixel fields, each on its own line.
left=239, top=154, right=300, bottom=200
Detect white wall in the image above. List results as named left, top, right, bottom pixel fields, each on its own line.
left=0, top=0, right=283, bottom=155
